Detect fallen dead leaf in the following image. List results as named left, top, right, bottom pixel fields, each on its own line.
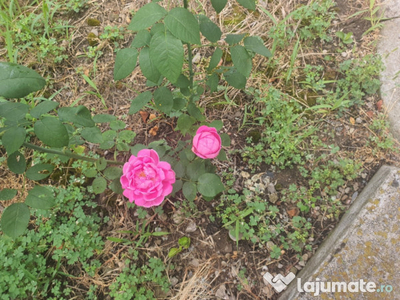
left=149, top=125, right=159, bottom=136
left=376, top=100, right=383, bottom=111
left=139, top=111, right=149, bottom=123
left=364, top=157, right=374, bottom=164
left=149, top=113, right=157, bottom=121
left=366, top=111, right=374, bottom=118
left=287, top=207, right=299, bottom=218
left=350, top=117, right=355, bottom=125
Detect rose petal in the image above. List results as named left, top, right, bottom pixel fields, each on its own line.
left=137, top=149, right=159, bottom=164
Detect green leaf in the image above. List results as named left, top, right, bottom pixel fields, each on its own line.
left=197, top=173, right=224, bottom=197
left=7, top=151, right=26, bottom=174
left=58, top=106, right=95, bottom=127
left=96, top=157, right=107, bottom=171
left=128, top=2, right=167, bottom=31
left=151, top=231, right=170, bottom=237
left=225, top=33, right=246, bottom=45
left=154, top=87, right=173, bottom=114
left=99, top=139, right=114, bottom=150
left=92, top=177, right=107, bottom=194
left=139, top=47, right=163, bottom=84
left=198, top=15, right=222, bottom=43
left=168, top=247, right=181, bottom=258
left=177, top=114, right=195, bottom=135
left=178, top=236, right=191, bottom=248
left=174, top=74, right=190, bottom=88
left=114, top=48, right=139, bottom=81
left=2, top=126, right=25, bottom=155
left=186, top=159, right=206, bottom=181
left=150, top=31, right=184, bottom=83
left=0, top=188, right=17, bottom=201
left=164, top=8, right=201, bottom=44
left=30, top=101, right=59, bottom=118
left=231, top=45, right=252, bottom=77
left=209, top=120, right=223, bottom=130
left=220, top=133, right=231, bottom=146
left=107, top=237, right=126, bottom=243
left=187, top=102, right=205, bottom=121
left=34, top=117, right=69, bottom=148
left=0, top=102, right=29, bottom=120
left=26, top=163, right=54, bottom=181
left=172, top=179, right=183, bottom=195
left=109, top=178, right=123, bottom=194
left=173, top=161, right=185, bottom=178
left=244, top=36, right=272, bottom=57
left=184, top=148, right=195, bottom=161
left=104, top=167, right=123, bottom=180
left=131, top=29, right=151, bottom=48
left=131, top=144, right=146, bottom=156
left=110, top=120, right=125, bottom=130
left=217, top=149, right=227, bottom=161
left=0, top=62, right=46, bottom=98
left=236, top=0, right=256, bottom=10
left=83, top=168, right=98, bottom=178
left=211, top=0, right=227, bottom=13
left=93, top=114, right=117, bottom=123
left=117, top=142, right=130, bottom=151
left=0, top=203, right=30, bottom=238
left=129, top=91, right=152, bottom=115
left=183, top=182, right=197, bottom=201
left=206, top=73, right=219, bottom=92
left=208, top=47, right=223, bottom=71
left=150, top=23, right=165, bottom=35
left=119, top=130, right=136, bottom=143
left=25, top=185, right=55, bottom=210
left=173, top=98, right=186, bottom=111
left=224, top=67, right=246, bottom=89
left=81, top=126, right=103, bottom=143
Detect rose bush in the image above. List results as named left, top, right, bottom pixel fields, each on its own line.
left=120, top=149, right=175, bottom=207
left=192, top=126, right=222, bottom=159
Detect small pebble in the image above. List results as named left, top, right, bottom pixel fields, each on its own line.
left=189, top=258, right=199, bottom=268
left=356, top=117, right=362, bottom=124
left=192, top=52, right=201, bottom=64
left=269, top=193, right=279, bottom=203
left=185, top=221, right=197, bottom=233
left=170, top=277, right=179, bottom=286
left=267, top=241, right=275, bottom=251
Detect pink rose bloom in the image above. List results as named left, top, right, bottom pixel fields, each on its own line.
left=120, top=149, right=175, bottom=207
left=192, top=125, right=222, bottom=159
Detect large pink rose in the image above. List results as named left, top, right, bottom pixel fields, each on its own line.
left=120, top=149, right=175, bottom=207
left=192, top=125, right=222, bottom=159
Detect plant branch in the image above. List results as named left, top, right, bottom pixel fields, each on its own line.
left=183, top=0, right=194, bottom=95
left=22, top=142, right=125, bottom=166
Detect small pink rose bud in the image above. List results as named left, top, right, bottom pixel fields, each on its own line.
left=192, top=125, right=222, bottom=159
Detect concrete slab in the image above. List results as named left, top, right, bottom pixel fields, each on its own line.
left=279, top=165, right=400, bottom=299
left=377, top=0, right=400, bottom=140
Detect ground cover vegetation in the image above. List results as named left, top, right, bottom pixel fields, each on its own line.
left=0, top=0, right=398, bottom=298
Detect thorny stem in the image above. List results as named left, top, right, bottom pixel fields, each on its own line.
left=22, top=142, right=125, bottom=165
left=183, top=0, right=194, bottom=98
